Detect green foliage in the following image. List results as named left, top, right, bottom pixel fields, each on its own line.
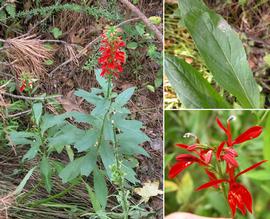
left=5, top=3, right=16, bottom=18
left=166, top=0, right=261, bottom=108
left=50, top=27, right=62, bottom=39
left=122, top=22, right=163, bottom=91
left=165, top=55, right=230, bottom=108
left=83, top=48, right=100, bottom=71
left=9, top=70, right=150, bottom=214
left=0, top=3, right=120, bottom=23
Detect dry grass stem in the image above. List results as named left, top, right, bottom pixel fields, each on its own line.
left=4, top=35, right=52, bottom=78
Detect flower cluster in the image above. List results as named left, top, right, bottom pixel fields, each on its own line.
left=98, top=27, right=126, bottom=78
left=169, top=116, right=267, bottom=218
left=19, top=79, right=33, bottom=93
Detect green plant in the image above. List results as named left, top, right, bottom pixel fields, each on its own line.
left=122, top=22, right=163, bottom=92
left=165, top=0, right=261, bottom=109
left=9, top=70, right=150, bottom=217
left=0, top=3, right=120, bottom=23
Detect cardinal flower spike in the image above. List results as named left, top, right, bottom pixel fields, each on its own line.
left=169, top=116, right=267, bottom=218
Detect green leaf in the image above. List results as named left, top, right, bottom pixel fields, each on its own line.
left=22, top=140, right=41, bottom=161
left=59, top=148, right=97, bottom=183
left=84, top=181, right=102, bottom=213
left=95, top=69, right=110, bottom=95
left=114, top=87, right=136, bottom=107
left=148, top=16, right=161, bottom=25
left=178, top=0, right=208, bottom=18
left=264, top=54, right=270, bottom=66
left=178, top=0, right=260, bottom=108
left=9, top=131, right=42, bottom=161
left=118, top=132, right=150, bottom=157
left=176, top=172, right=193, bottom=205
left=127, top=42, right=138, bottom=50
left=75, top=89, right=103, bottom=105
left=65, top=145, right=74, bottom=161
left=74, top=130, right=98, bottom=152
left=146, top=85, right=155, bottom=93
left=165, top=180, right=178, bottom=193
left=135, top=23, right=145, bottom=36
left=44, top=59, right=54, bottom=65
left=6, top=4, right=16, bottom=18
left=264, top=114, right=270, bottom=165
left=9, top=131, right=37, bottom=145
left=15, top=167, right=36, bottom=194
left=32, top=102, right=43, bottom=125
left=40, top=156, right=52, bottom=193
left=91, top=99, right=111, bottom=117
left=94, top=169, right=108, bottom=209
left=103, top=118, right=113, bottom=141
left=114, top=119, right=143, bottom=133
left=41, top=113, right=68, bottom=135
left=245, top=170, right=270, bottom=181
left=99, top=140, right=115, bottom=179
left=50, top=27, right=62, bottom=39
left=165, top=55, right=230, bottom=108
left=122, top=161, right=140, bottom=184
left=48, top=124, right=85, bottom=153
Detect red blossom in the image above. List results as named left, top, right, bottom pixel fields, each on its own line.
left=19, top=80, right=33, bottom=92
left=196, top=160, right=267, bottom=217
left=169, top=143, right=212, bottom=179
left=98, top=29, right=126, bottom=78
left=168, top=116, right=267, bottom=218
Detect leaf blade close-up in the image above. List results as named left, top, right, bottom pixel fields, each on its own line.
left=165, top=55, right=230, bottom=109
left=178, top=0, right=261, bottom=108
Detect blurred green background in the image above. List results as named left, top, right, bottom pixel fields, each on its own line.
left=165, top=110, right=270, bottom=219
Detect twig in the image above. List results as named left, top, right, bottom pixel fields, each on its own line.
left=119, top=0, right=163, bottom=43
left=0, top=3, right=7, bottom=12
left=48, top=17, right=140, bottom=77
left=39, top=39, right=79, bottom=48
left=6, top=109, right=32, bottom=118
left=2, top=92, right=62, bottom=101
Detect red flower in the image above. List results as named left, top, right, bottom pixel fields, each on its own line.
left=169, top=143, right=212, bottom=179
left=216, top=117, right=263, bottom=147
left=216, top=117, right=262, bottom=169
left=19, top=80, right=33, bottom=92
left=196, top=160, right=267, bottom=217
left=20, top=80, right=26, bottom=92
left=98, top=30, right=126, bottom=78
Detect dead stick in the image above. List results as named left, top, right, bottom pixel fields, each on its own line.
left=119, top=0, right=163, bottom=43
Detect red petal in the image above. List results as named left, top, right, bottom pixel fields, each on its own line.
left=205, top=170, right=218, bottom=188
left=239, top=183, right=252, bottom=213
left=236, top=160, right=267, bottom=179
left=216, top=117, right=227, bottom=133
left=222, top=153, right=239, bottom=167
left=20, top=84, right=26, bottom=92
left=168, top=161, right=194, bottom=179
left=232, top=126, right=263, bottom=145
left=228, top=191, right=237, bottom=217
left=224, top=148, right=238, bottom=157
left=202, top=150, right=212, bottom=164
left=196, top=179, right=227, bottom=191
left=216, top=141, right=225, bottom=160
left=176, top=154, right=205, bottom=165
left=229, top=183, right=252, bottom=215
left=175, top=144, right=189, bottom=149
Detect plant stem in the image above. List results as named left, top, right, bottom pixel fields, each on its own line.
left=28, top=183, right=76, bottom=207
left=106, top=75, right=112, bottom=98
left=112, top=122, right=129, bottom=219
left=216, top=161, right=232, bottom=218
